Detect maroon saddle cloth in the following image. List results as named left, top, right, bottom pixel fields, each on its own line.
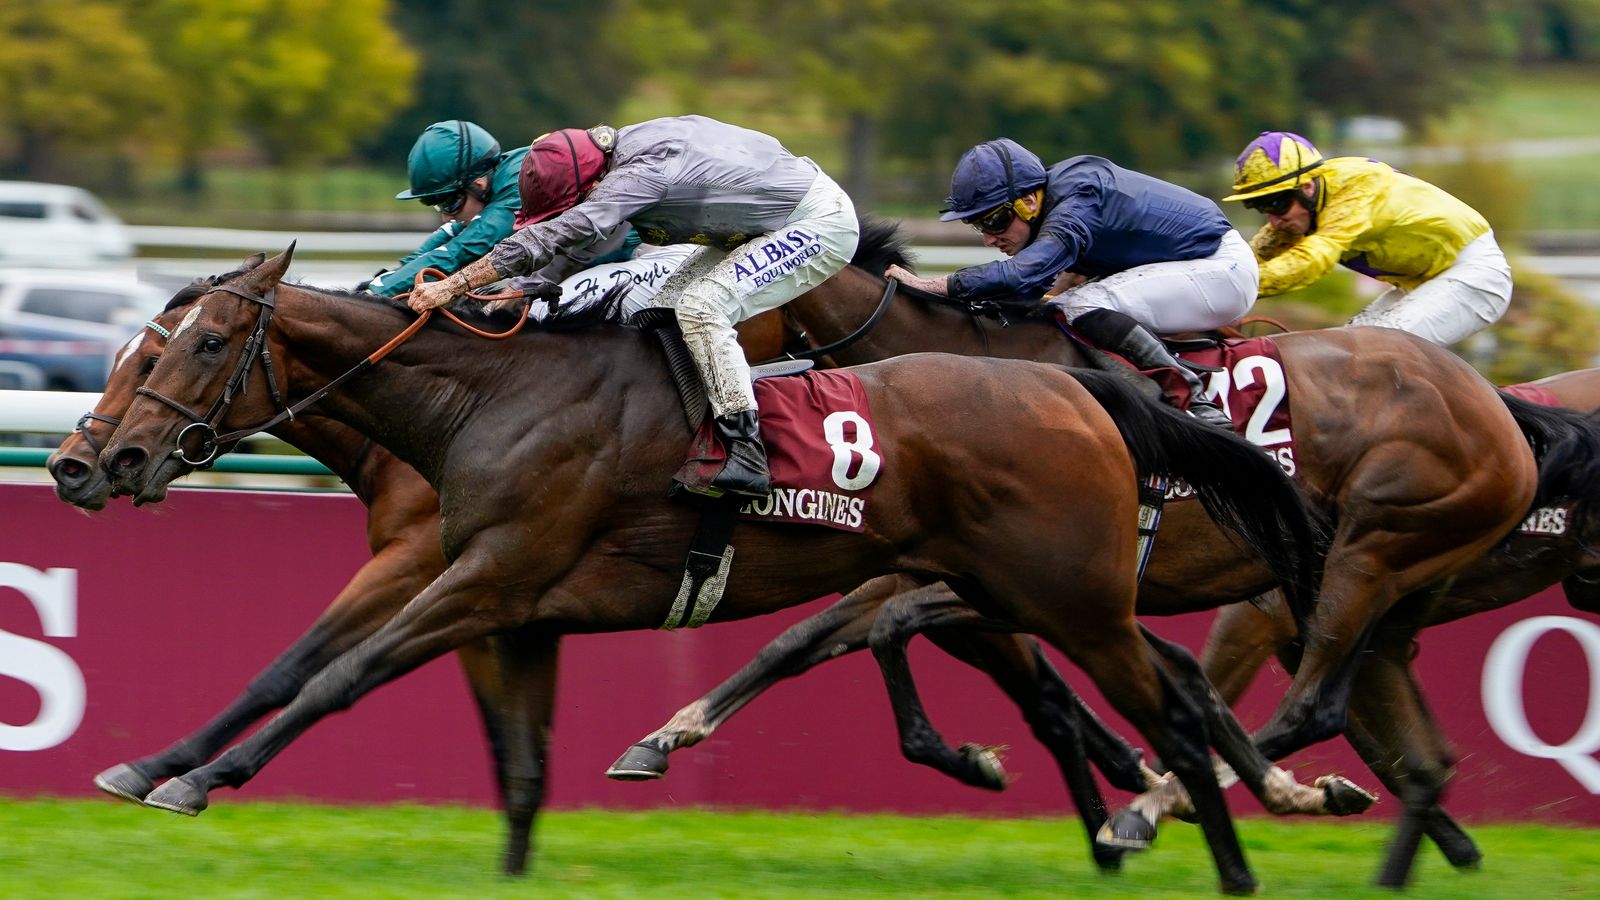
left=676, top=369, right=883, bottom=533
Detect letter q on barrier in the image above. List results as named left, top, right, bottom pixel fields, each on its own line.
left=1481, top=615, right=1600, bottom=792
left=0, top=562, right=85, bottom=752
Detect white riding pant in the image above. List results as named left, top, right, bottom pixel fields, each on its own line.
left=1347, top=231, right=1512, bottom=346
left=667, top=168, right=860, bottom=417
left=1055, top=229, right=1259, bottom=333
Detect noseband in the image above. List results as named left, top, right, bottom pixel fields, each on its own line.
left=134, top=284, right=287, bottom=467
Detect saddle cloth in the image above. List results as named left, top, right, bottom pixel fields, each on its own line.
left=676, top=369, right=883, bottom=532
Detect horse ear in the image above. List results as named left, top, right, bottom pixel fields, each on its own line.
left=251, top=242, right=297, bottom=290
left=240, top=252, right=267, bottom=270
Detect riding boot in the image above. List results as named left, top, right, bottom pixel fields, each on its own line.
left=711, top=410, right=772, bottom=499
left=1071, top=309, right=1233, bottom=430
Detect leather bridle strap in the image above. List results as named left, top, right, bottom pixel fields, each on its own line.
left=135, top=284, right=282, bottom=465
left=754, top=279, right=897, bottom=365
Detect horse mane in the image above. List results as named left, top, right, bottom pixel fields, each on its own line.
left=851, top=217, right=916, bottom=274
left=161, top=254, right=268, bottom=313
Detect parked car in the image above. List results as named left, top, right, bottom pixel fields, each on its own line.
left=0, top=181, right=134, bottom=267
left=0, top=268, right=167, bottom=392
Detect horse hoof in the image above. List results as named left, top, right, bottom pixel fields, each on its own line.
left=94, top=763, right=156, bottom=804
left=606, top=742, right=668, bottom=781
left=958, top=743, right=1008, bottom=791
left=1221, top=874, right=1260, bottom=896
left=142, top=777, right=209, bottom=816
left=1096, top=809, right=1156, bottom=852
left=1316, top=775, right=1379, bottom=816
left=1092, top=845, right=1126, bottom=873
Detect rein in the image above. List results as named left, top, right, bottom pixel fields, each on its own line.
left=133, top=269, right=529, bottom=468
left=754, top=278, right=898, bottom=365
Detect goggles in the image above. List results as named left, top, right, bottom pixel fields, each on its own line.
left=1243, top=191, right=1297, bottom=216
left=966, top=203, right=1017, bottom=236
left=420, top=191, right=468, bottom=216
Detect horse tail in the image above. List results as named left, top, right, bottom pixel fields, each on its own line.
left=1497, top=390, right=1600, bottom=508
left=1068, top=367, right=1326, bottom=630
left=850, top=216, right=916, bottom=274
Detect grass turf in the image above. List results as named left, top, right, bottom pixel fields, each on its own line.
left=1, top=798, right=1595, bottom=898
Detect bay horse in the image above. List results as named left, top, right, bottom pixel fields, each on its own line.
left=1193, top=367, right=1600, bottom=886
left=93, top=245, right=1321, bottom=893
left=610, top=222, right=1551, bottom=885
left=51, top=255, right=1198, bottom=878
left=43, top=260, right=847, bottom=878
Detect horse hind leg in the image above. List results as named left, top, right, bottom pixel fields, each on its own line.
left=1102, top=627, right=1377, bottom=846
left=866, top=584, right=1016, bottom=792
left=606, top=575, right=911, bottom=780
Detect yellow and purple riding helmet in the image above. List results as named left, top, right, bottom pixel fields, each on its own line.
left=1223, top=132, right=1324, bottom=202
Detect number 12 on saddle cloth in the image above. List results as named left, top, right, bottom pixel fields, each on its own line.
left=1158, top=338, right=1298, bottom=482
left=676, top=370, right=883, bottom=531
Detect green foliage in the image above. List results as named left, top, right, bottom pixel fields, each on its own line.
left=365, top=0, right=636, bottom=167
left=1480, top=264, right=1600, bottom=383
left=0, top=2, right=171, bottom=176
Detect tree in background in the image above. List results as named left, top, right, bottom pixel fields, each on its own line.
left=0, top=2, right=170, bottom=181
left=129, top=0, right=417, bottom=195
left=364, top=0, right=635, bottom=168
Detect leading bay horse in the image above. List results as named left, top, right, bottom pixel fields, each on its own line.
left=612, top=222, right=1550, bottom=886
left=93, top=246, right=1320, bottom=893
left=53, top=254, right=1196, bottom=877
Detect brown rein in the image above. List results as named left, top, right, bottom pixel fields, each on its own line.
left=152, top=268, right=531, bottom=467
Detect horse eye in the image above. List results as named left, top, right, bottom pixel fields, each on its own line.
left=200, top=337, right=225, bottom=354
left=140, top=356, right=159, bottom=375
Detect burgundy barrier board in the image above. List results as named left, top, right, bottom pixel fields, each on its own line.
left=2, top=483, right=1597, bottom=823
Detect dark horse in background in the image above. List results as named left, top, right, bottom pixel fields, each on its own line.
left=610, top=223, right=1594, bottom=888
left=91, top=245, right=1324, bottom=893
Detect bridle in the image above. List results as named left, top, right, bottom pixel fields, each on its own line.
left=114, top=271, right=528, bottom=469
left=134, top=283, right=289, bottom=466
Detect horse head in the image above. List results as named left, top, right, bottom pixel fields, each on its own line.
left=100, top=245, right=295, bottom=503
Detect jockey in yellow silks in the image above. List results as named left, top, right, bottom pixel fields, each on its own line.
left=1223, top=131, right=1512, bottom=346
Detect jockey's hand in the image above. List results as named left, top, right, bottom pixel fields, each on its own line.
left=1050, top=271, right=1089, bottom=295
left=407, top=274, right=466, bottom=313
left=886, top=264, right=950, bottom=297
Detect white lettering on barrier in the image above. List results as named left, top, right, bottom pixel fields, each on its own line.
left=1481, top=615, right=1600, bottom=792
left=0, top=562, right=84, bottom=752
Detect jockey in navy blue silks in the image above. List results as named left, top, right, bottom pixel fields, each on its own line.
left=888, top=139, right=1259, bottom=428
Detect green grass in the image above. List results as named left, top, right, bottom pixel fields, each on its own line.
left=1, top=798, right=1596, bottom=898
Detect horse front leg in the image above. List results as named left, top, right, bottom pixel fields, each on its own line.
left=607, top=575, right=914, bottom=780
left=1199, top=592, right=1298, bottom=706
left=454, top=629, right=562, bottom=877
left=141, top=555, right=524, bottom=817
left=95, top=535, right=445, bottom=803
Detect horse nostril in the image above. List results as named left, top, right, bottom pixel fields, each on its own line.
left=111, top=446, right=148, bottom=476
left=51, top=457, right=90, bottom=488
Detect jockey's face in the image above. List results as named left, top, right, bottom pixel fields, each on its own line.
left=977, top=196, right=1040, bottom=257
left=1264, top=183, right=1317, bottom=236
left=442, top=175, right=491, bottom=225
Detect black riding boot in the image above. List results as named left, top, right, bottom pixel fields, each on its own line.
left=1072, top=309, right=1233, bottom=429
left=711, top=410, right=773, bottom=498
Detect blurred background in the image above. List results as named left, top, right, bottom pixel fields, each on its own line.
left=4, top=0, right=1600, bottom=430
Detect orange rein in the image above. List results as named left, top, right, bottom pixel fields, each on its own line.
left=365, top=267, right=534, bottom=366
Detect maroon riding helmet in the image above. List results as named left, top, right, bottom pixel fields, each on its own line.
left=514, top=128, right=610, bottom=228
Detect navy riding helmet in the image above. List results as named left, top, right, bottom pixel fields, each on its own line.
left=939, top=138, right=1048, bottom=222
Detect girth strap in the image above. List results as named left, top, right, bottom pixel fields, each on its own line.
left=661, top=496, right=740, bottom=630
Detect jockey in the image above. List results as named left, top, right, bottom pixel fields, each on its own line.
left=406, top=115, right=861, bottom=499
left=887, top=139, right=1254, bottom=428
left=366, top=120, right=638, bottom=297
left=1223, top=131, right=1512, bottom=345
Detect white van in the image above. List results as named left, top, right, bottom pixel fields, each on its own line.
left=0, top=181, right=134, bottom=267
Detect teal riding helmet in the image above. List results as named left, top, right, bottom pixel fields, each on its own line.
left=396, top=120, right=502, bottom=202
